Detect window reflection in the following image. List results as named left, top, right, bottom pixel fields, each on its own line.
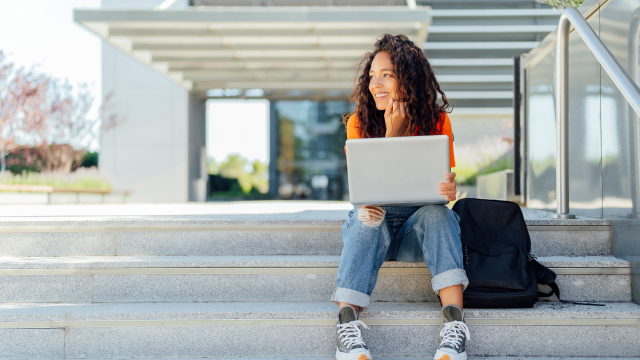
left=275, top=101, right=352, bottom=201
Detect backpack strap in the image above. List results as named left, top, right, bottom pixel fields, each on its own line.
left=530, top=257, right=605, bottom=307
left=538, top=281, right=605, bottom=306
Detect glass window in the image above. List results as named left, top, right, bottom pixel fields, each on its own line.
left=275, top=100, right=352, bottom=200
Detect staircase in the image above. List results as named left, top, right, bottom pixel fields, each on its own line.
left=422, top=0, right=560, bottom=118
left=0, top=205, right=638, bottom=358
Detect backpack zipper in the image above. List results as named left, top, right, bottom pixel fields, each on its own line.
left=464, top=245, right=469, bottom=266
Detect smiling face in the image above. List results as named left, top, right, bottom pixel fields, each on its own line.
left=368, top=51, right=398, bottom=110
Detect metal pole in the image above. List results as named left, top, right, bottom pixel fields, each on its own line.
left=553, top=12, right=574, bottom=219
left=513, top=55, right=522, bottom=196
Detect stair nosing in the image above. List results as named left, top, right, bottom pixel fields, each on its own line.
left=0, top=302, right=639, bottom=327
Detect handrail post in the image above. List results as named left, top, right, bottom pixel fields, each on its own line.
left=553, top=11, right=576, bottom=219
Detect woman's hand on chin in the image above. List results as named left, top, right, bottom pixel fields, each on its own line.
left=439, top=172, right=457, bottom=202
left=384, top=98, right=408, bottom=137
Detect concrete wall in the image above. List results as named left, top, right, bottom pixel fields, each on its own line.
left=101, top=41, right=190, bottom=202
left=523, top=0, right=640, bottom=303
left=99, top=0, right=208, bottom=203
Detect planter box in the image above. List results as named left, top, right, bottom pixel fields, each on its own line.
left=0, top=192, right=129, bottom=205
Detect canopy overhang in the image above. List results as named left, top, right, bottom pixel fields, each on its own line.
left=74, top=6, right=432, bottom=99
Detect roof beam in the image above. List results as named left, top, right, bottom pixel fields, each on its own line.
left=423, top=41, right=540, bottom=50
left=182, top=71, right=513, bottom=83
left=126, top=35, right=392, bottom=45
left=74, top=7, right=432, bottom=23
left=149, top=49, right=370, bottom=58
left=429, top=25, right=557, bottom=34
left=431, top=9, right=560, bottom=17
left=74, top=6, right=431, bottom=92
left=162, top=58, right=513, bottom=71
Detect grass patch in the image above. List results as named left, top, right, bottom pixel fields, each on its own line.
left=0, top=167, right=112, bottom=192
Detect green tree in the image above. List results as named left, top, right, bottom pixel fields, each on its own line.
left=218, top=154, right=252, bottom=194
left=535, top=0, right=585, bottom=9
left=251, top=160, right=269, bottom=194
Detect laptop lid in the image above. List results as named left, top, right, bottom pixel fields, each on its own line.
left=346, top=135, right=450, bottom=206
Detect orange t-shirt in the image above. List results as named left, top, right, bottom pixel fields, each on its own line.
left=345, top=112, right=456, bottom=168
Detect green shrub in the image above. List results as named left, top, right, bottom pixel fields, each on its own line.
left=0, top=167, right=112, bottom=191
left=535, top=0, right=585, bottom=9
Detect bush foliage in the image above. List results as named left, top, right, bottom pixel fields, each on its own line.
left=208, top=154, right=269, bottom=197
left=0, top=167, right=111, bottom=191
left=535, top=0, right=585, bottom=9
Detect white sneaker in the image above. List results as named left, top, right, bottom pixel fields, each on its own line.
left=434, top=305, right=469, bottom=360
left=335, top=305, right=372, bottom=360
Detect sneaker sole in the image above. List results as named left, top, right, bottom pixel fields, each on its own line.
left=434, top=351, right=467, bottom=360
left=335, top=347, right=372, bottom=360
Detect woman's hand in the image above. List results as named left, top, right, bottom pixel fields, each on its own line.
left=439, top=172, right=457, bottom=202
left=384, top=98, right=408, bottom=137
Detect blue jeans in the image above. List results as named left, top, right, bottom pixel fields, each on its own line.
left=331, top=205, right=469, bottom=309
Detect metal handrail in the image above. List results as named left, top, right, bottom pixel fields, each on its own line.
left=627, top=8, right=640, bottom=218
left=553, top=6, right=640, bottom=219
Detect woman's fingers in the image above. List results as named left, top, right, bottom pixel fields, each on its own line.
left=439, top=177, right=456, bottom=198
left=384, top=98, right=393, bottom=120
left=439, top=182, right=456, bottom=190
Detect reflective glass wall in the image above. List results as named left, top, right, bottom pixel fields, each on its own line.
left=271, top=100, right=352, bottom=201
left=524, top=0, right=640, bottom=303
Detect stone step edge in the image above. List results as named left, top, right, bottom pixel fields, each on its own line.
left=20, top=358, right=640, bottom=360
left=2, top=302, right=638, bottom=324
left=0, top=267, right=629, bottom=275
left=21, top=358, right=640, bottom=360
left=0, top=255, right=627, bottom=268
left=1, top=317, right=639, bottom=329
left=0, top=224, right=611, bottom=232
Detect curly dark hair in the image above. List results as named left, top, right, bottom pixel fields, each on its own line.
left=346, top=33, right=450, bottom=138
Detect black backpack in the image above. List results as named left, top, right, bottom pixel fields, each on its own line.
left=451, top=198, right=601, bottom=308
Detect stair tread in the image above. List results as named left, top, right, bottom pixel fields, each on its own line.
left=0, top=255, right=628, bottom=268
left=0, top=204, right=611, bottom=226
left=25, top=358, right=640, bottom=360
left=1, top=301, right=639, bottom=322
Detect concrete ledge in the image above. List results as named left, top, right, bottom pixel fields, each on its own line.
left=0, top=301, right=638, bottom=323
left=0, top=302, right=638, bottom=358
left=0, top=223, right=611, bottom=257
left=0, top=256, right=629, bottom=303
left=0, top=255, right=629, bottom=269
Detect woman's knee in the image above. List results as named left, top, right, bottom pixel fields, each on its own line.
left=356, top=206, right=386, bottom=228
left=416, top=204, right=449, bottom=221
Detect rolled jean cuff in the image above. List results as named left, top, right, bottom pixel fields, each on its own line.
left=331, top=287, right=370, bottom=310
left=431, top=268, right=469, bottom=294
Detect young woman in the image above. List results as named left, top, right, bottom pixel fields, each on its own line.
left=332, top=34, right=470, bottom=360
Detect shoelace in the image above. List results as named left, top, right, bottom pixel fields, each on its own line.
left=439, top=320, right=470, bottom=349
left=337, top=320, right=369, bottom=349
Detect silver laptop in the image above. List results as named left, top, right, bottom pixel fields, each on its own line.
left=346, top=135, right=451, bottom=206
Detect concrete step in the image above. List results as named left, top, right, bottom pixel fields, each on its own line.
left=0, top=255, right=629, bottom=303
left=24, top=358, right=640, bottom=360
left=0, top=301, right=638, bottom=358
left=0, top=208, right=611, bottom=257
